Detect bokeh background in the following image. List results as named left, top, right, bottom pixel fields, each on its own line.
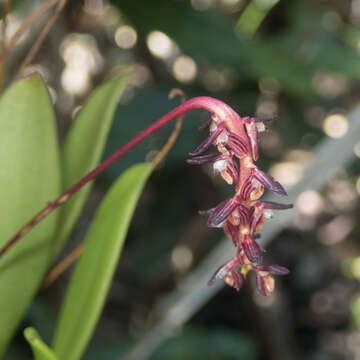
left=3, top=0, right=360, bottom=359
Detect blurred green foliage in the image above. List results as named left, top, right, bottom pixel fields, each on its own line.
left=2, top=0, right=360, bottom=359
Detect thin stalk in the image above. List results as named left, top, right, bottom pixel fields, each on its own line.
left=42, top=89, right=186, bottom=289
left=16, top=0, right=67, bottom=77
left=0, top=96, right=238, bottom=258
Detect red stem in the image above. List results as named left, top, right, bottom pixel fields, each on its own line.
left=0, top=96, right=240, bottom=257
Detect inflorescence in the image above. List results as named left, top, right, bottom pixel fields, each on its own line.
left=187, top=108, right=293, bottom=296
left=0, top=96, right=292, bottom=297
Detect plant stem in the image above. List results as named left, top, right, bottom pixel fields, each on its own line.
left=16, top=0, right=67, bottom=78
left=42, top=89, right=186, bottom=288
left=0, top=96, right=238, bottom=258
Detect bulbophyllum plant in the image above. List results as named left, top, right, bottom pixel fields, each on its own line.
left=2, top=95, right=292, bottom=295
left=0, top=71, right=293, bottom=360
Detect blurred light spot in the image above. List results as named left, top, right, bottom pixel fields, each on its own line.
left=323, top=114, right=348, bottom=138
left=322, top=11, right=342, bottom=31
left=292, top=214, right=316, bottom=230
left=328, top=179, right=357, bottom=211
left=115, top=25, right=137, bottom=49
left=202, top=68, right=236, bottom=92
left=351, top=0, right=360, bottom=21
left=296, top=190, right=324, bottom=216
left=259, top=77, right=280, bottom=96
left=285, top=149, right=312, bottom=165
left=356, top=177, right=360, bottom=195
left=103, top=5, right=121, bottom=27
left=130, top=63, right=152, bottom=87
left=61, top=67, right=90, bottom=95
left=146, top=31, right=174, bottom=59
left=60, top=34, right=103, bottom=74
left=0, top=15, right=27, bottom=44
left=351, top=258, right=360, bottom=279
left=310, top=291, right=332, bottom=314
left=171, top=246, right=193, bottom=271
left=318, top=216, right=354, bottom=245
left=256, top=99, right=278, bottom=119
left=312, top=71, right=348, bottom=98
left=269, top=162, right=303, bottom=187
left=305, top=106, right=325, bottom=127
left=354, top=142, right=360, bottom=158
left=84, top=0, right=107, bottom=15
left=60, top=34, right=103, bottom=95
left=191, top=0, right=214, bottom=11
left=172, top=56, right=197, bottom=83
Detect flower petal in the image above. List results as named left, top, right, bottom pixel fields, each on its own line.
left=187, top=153, right=221, bottom=165
left=224, top=221, right=239, bottom=246
left=257, top=264, right=290, bottom=275
left=208, top=258, right=238, bottom=286
left=244, top=117, right=259, bottom=161
left=256, top=273, right=274, bottom=296
left=261, top=201, right=293, bottom=210
left=207, top=198, right=238, bottom=228
left=242, top=234, right=263, bottom=265
left=252, top=168, right=287, bottom=196
left=189, top=122, right=225, bottom=156
left=227, top=133, right=248, bottom=157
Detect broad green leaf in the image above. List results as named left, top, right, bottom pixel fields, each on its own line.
left=0, top=75, right=61, bottom=355
left=24, top=327, right=58, bottom=360
left=53, top=163, right=154, bottom=360
left=54, top=72, right=130, bottom=256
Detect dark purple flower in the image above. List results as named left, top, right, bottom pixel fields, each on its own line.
left=189, top=122, right=226, bottom=156
left=207, top=197, right=239, bottom=228
left=250, top=203, right=264, bottom=234
left=187, top=153, right=221, bottom=165
left=239, top=177, right=253, bottom=200
left=224, top=221, right=239, bottom=246
left=261, top=201, right=293, bottom=210
left=244, top=117, right=259, bottom=161
left=227, top=133, right=248, bottom=158
left=256, top=273, right=275, bottom=296
left=256, top=264, right=290, bottom=275
left=208, top=258, right=243, bottom=291
left=242, top=234, right=263, bottom=265
left=252, top=167, right=287, bottom=196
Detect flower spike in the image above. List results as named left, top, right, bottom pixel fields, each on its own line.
left=186, top=98, right=292, bottom=295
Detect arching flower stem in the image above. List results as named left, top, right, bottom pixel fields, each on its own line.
left=0, top=97, right=245, bottom=258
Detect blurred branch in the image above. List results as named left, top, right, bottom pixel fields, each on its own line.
left=41, top=244, right=84, bottom=290
left=235, top=0, right=280, bottom=37
left=16, top=0, right=67, bottom=77
left=0, top=0, right=10, bottom=92
left=0, top=0, right=58, bottom=62
left=122, top=104, right=360, bottom=360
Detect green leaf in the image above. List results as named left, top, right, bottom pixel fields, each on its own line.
left=53, top=162, right=154, bottom=360
left=54, top=72, right=130, bottom=256
left=0, top=75, right=61, bottom=355
left=24, top=327, right=58, bottom=360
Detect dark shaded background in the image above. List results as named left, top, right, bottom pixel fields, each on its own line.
left=4, top=0, right=360, bottom=359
